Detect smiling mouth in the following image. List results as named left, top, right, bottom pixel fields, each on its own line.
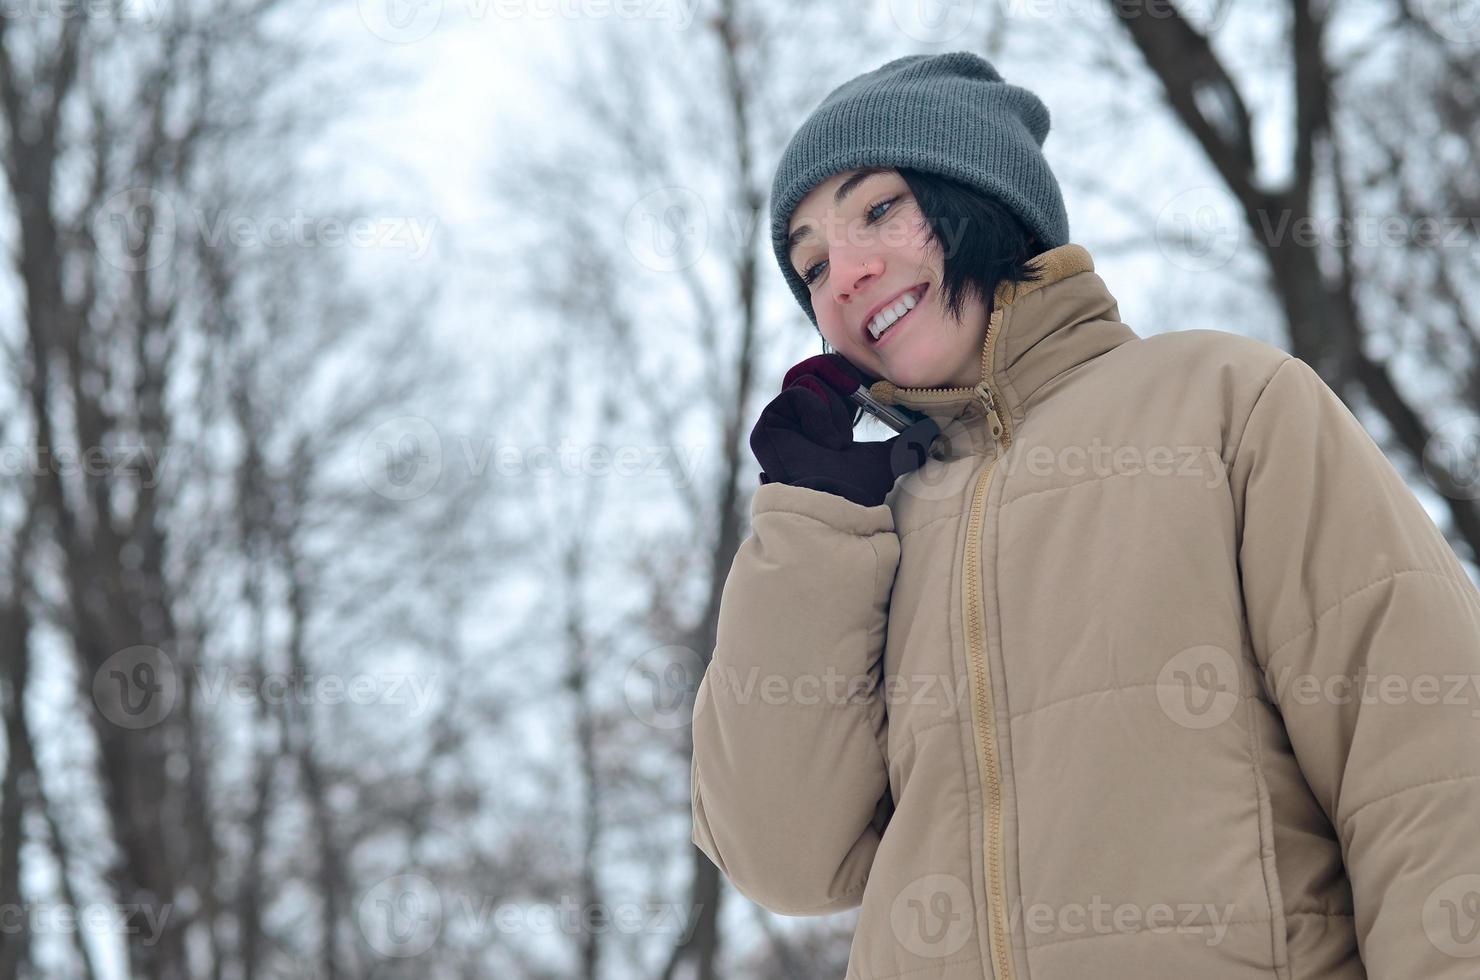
left=866, top=283, right=928, bottom=346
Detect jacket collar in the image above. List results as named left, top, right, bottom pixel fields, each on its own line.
left=865, top=243, right=1137, bottom=455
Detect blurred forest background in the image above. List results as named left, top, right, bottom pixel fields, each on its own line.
left=0, top=0, right=1476, bottom=977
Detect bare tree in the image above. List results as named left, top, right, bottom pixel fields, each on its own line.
left=482, top=1, right=912, bottom=976
left=1102, top=0, right=1480, bottom=562
left=0, top=5, right=514, bottom=978
left=0, top=480, right=44, bottom=978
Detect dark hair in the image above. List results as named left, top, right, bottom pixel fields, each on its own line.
left=900, top=166, right=1047, bottom=318
left=820, top=166, right=1047, bottom=353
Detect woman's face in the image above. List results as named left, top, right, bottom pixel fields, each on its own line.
left=786, top=167, right=989, bottom=390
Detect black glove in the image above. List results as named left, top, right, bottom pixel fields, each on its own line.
left=749, top=354, right=941, bottom=508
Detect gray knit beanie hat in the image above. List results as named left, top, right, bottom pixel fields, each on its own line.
left=770, top=51, right=1070, bottom=329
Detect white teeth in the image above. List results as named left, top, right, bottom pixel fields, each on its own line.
left=868, top=286, right=923, bottom=339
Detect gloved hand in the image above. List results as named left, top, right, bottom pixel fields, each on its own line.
left=749, top=354, right=941, bottom=508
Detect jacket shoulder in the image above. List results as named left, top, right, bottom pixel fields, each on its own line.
left=1116, top=328, right=1295, bottom=409
left=1082, top=328, right=1298, bottom=461
left=1131, top=328, right=1292, bottom=378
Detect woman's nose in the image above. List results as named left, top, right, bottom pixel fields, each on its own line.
left=830, top=250, right=884, bottom=307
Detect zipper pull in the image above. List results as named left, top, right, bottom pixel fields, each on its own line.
left=974, top=380, right=1004, bottom=442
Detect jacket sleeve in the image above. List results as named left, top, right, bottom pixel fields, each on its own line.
left=690, top=480, right=897, bottom=916
left=1229, top=354, right=1480, bottom=977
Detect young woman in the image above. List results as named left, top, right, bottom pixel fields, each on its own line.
left=690, top=52, right=1480, bottom=980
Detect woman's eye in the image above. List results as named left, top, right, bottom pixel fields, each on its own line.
left=798, top=196, right=900, bottom=286
left=865, top=196, right=898, bottom=223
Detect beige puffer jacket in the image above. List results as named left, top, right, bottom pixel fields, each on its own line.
left=690, top=243, right=1480, bottom=980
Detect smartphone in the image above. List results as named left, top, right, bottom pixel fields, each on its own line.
left=850, top=385, right=931, bottom=433
left=831, top=353, right=932, bottom=433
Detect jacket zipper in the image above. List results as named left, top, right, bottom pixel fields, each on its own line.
left=896, top=308, right=1015, bottom=980
left=883, top=309, right=1013, bottom=448
left=965, top=454, right=1011, bottom=980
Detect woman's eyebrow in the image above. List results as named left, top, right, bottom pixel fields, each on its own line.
left=785, top=168, right=890, bottom=261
